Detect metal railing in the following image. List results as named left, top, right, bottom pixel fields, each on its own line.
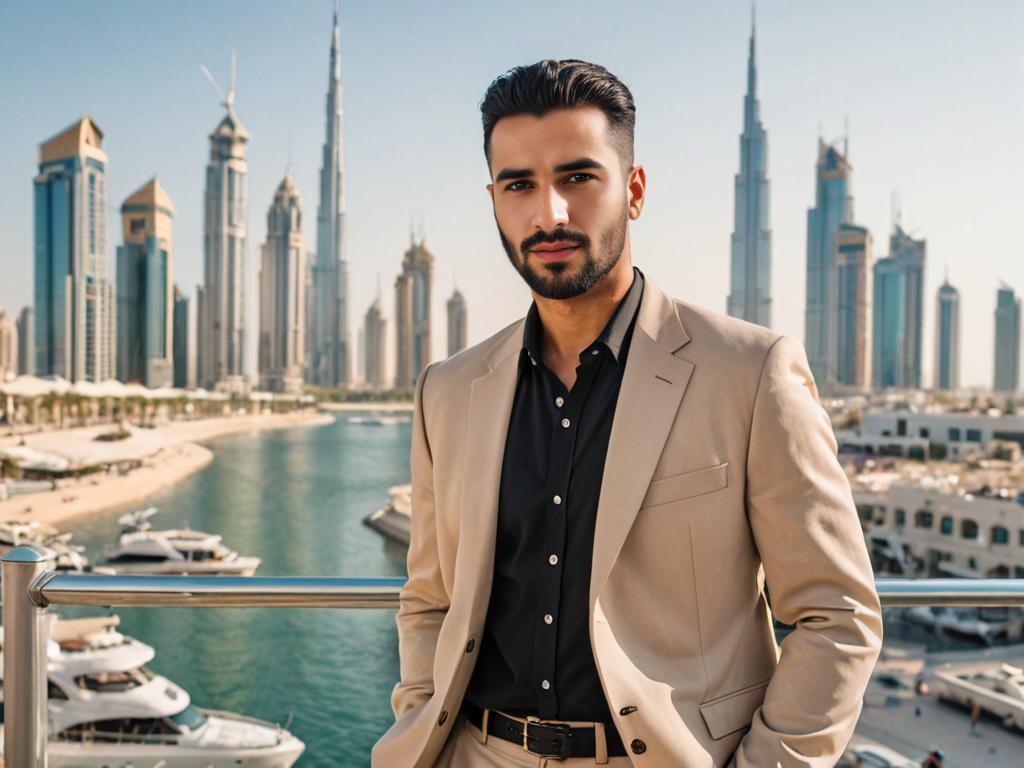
left=4, top=544, right=1024, bottom=767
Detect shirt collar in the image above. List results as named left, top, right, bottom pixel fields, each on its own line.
left=522, top=267, right=645, bottom=367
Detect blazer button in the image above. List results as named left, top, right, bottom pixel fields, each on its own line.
left=630, top=738, right=647, bottom=755
left=465, top=639, right=475, bottom=653
left=438, top=710, right=448, bottom=726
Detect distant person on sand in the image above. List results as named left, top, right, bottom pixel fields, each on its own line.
left=921, top=748, right=943, bottom=767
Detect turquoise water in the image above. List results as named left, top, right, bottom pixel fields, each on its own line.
left=66, top=414, right=411, bottom=767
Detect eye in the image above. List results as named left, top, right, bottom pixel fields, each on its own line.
left=505, top=181, right=532, bottom=192
left=565, top=173, right=594, bottom=183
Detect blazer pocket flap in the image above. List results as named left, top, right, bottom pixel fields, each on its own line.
left=698, top=679, right=769, bottom=740
left=642, top=462, right=728, bottom=509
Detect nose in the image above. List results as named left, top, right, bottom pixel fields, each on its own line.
left=531, top=185, right=569, bottom=232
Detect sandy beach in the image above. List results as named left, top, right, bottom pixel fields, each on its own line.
left=0, top=410, right=335, bottom=527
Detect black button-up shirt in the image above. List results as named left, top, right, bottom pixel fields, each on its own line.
left=466, top=268, right=645, bottom=722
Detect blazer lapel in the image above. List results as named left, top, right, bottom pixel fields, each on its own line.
left=458, top=322, right=524, bottom=629
left=590, top=281, right=694, bottom=610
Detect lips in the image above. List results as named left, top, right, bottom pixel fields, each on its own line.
left=531, top=242, right=580, bottom=262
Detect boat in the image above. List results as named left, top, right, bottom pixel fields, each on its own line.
left=0, top=614, right=305, bottom=767
left=935, top=660, right=1024, bottom=731
left=0, top=519, right=92, bottom=572
left=363, top=484, right=411, bottom=545
left=837, top=737, right=917, bottom=767
left=902, top=605, right=1024, bottom=645
left=346, top=414, right=411, bottom=426
left=99, top=507, right=261, bottom=575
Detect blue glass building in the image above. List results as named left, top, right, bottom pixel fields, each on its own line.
left=871, top=225, right=925, bottom=390
left=33, top=117, right=115, bottom=381
left=993, top=284, right=1021, bottom=393
left=116, top=177, right=174, bottom=386
left=934, top=278, right=960, bottom=392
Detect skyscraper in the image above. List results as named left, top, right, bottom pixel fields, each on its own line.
left=363, top=296, right=386, bottom=392
left=0, top=310, right=16, bottom=379
left=311, top=7, right=350, bottom=387
left=833, top=224, right=872, bottom=390
left=33, top=116, right=115, bottom=381
left=993, top=284, right=1021, bottom=393
left=447, top=288, right=467, bottom=357
left=116, top=177, right=174, bottom=386
left=934, top=277, right=960, bottom=392
left=172, top=284, right=192, bottom=388
left=197, top=62, right=249, bottom=392
left=804, top=139, right=854, bottom=393
left=727, top=15, right=772, bottom=328
left=258, top=174, right=307, bottom=394
left=394, top=235, right=434, bottom=390
left=16, top=307, right=33, bottom=376
left=871, top=225, right=925, bottom=390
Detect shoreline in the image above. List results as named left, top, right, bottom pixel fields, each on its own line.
left=0, top=410, right=335, bottom=528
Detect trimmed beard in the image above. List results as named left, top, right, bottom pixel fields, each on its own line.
left=498, top=210, right=628, bottom=300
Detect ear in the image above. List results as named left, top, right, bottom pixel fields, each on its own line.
left=627, top=165, right=646, bottom=220
left=486, top=182, right=494, bottom=202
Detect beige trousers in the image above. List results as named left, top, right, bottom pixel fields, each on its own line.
left=439, top=714, right=635, bottom=767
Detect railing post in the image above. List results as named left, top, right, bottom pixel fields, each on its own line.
left=3, top=545, right=53, bottom=768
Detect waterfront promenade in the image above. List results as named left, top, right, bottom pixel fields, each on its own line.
left=0, top=410, right=334, bottom=525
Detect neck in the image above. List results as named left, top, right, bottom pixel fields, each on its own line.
left=533, top=247, right=634, bottom=365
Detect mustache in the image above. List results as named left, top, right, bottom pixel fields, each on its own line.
left=520, top=227, right=590, bottom=255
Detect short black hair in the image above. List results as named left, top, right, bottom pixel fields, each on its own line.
left=480, top=59, right=636, bottom=170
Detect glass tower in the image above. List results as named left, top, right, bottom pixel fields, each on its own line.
left=727, top=16, right=772, bottom=328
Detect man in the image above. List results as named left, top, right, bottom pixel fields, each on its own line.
left=373, top=59, right=883, bottom=767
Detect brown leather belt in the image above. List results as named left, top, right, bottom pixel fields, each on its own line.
left=462, top=700, right=627, bottom=759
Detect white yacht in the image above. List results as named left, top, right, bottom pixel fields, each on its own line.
left=0, top=519, right=91, bottom=572
left=935, top=660, right=1024, bottom=731
left=0, top=614, right=305, bottom=767
left=363, top=484, right=411, bottom=545
left=902, top=605, right=1024, bottom=645
left=346, top=413, right=410, bottom=426
left=100, top=508, right=261, bottom=575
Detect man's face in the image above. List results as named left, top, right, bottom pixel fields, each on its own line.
left=487, top=106, right=640, bottom=300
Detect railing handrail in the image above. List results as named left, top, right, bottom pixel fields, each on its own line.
left=26, top=572, right=1024, bottom=609
left=7, top=544, right=1024, bottom=767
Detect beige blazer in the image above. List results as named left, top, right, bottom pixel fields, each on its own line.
left=372, top=278, right=883, bottom=768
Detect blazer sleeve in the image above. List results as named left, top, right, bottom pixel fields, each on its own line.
left=729, top=335, right=883, bottom=768
left=390, top=362, right=450, bottom=719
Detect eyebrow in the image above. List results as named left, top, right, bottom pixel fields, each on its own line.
left=494, top=157, right=607, bottom=183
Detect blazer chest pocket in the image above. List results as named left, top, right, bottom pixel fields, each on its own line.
left=641, top=461, right=729, bottom=509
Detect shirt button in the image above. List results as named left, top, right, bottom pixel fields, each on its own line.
left=591, top=349, right=599, bottom=356
left=630, top=739, right=647, bottom=755
left=552, top=494, right=562, bottom=505
left=548, top=554, right=558, bottom=565
left=541, top=680, right=551, bottom=690
left=561, top=418, right=570, bottom=428
left=555, top=396, right=564, bottom=407
left=544, top=614, right=553, bottom=624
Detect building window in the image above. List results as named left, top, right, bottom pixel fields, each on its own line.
left=1016, top=566, right=1024, bottom=579
left=968, top=557, right=977, bottom=570
left=960, top=519, right=979, bottom=540
left=948, top=427, right=961, bottom=442
left=915, top=510, right=933, bottom=529
left=1019, top=529, right=1024, bottom=547
left=895, top=508, right=906, bottom=527
left=992, top=526, right=1009, bottom=545
left=897, top=419, right=907, bottom=437
left=919, top=427, right=930, bottom=439
left=130, top=218, right=145, bottom=234
left=940, top=516, right=954, bottom=535
left=966, top=429, right=982, bottom=442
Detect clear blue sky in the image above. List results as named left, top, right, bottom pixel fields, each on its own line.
left=2, top=1, right=1022, bottom=388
